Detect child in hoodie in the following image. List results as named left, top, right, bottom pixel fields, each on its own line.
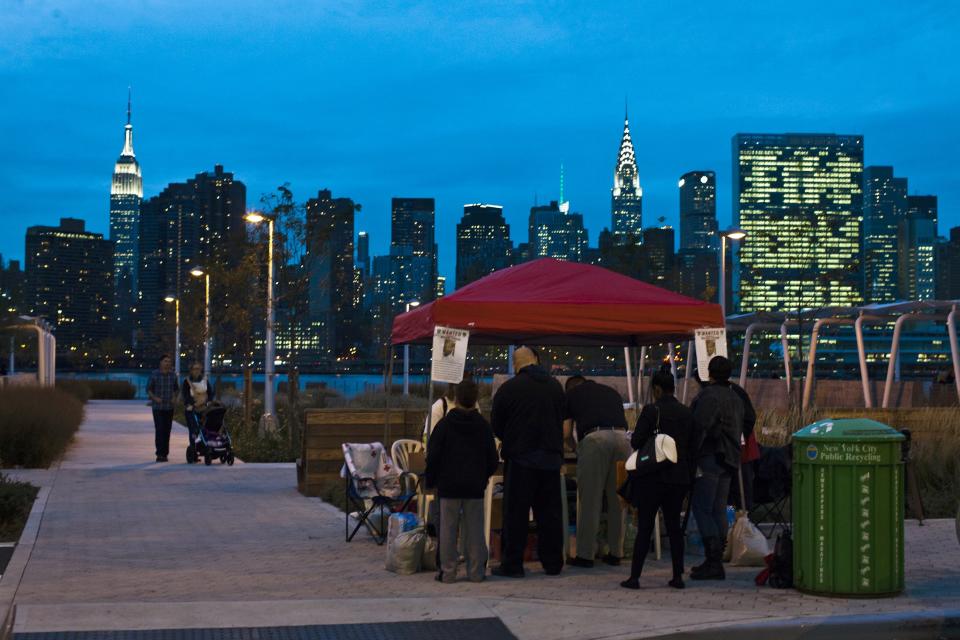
left=425, top=378, right=500, bottom=583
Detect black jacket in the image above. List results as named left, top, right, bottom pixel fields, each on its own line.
left=691, top=382, right=744, bottom=470
left=491, top=365, right=565, bottom=465
left=631, top=395, right=698, bottom=486
left=731, top=382, right=757, bottom=440
left=425, top=408, right=500, bottom=499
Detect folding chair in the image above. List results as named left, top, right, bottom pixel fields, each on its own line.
left=751, top=444, right=792, bottom=538
left=342, top=442, right=417, bottom=545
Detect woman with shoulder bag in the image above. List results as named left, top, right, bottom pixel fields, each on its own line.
left=620, top=371, right=699, bottom=590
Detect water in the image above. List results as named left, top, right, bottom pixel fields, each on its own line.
left=63, top=371, right=393, bottom=399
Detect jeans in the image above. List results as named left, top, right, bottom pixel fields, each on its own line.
left=152, top=409, right=174, bottom=457
left=691, top=455, right=732, bottom=540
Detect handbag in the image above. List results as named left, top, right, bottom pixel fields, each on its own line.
left=625, top=407, right=677, bottom=476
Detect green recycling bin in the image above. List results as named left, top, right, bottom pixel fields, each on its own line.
left=792, top=418, right=905, bottom=597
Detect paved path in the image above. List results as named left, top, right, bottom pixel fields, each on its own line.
left=5, top=401, right=960, bottom=639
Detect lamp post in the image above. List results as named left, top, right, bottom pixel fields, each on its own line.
left=244, top=212, right=276, bottom=421
left=189, top=267, right=211, bottom=378
left=719, top=229, right=747, bottom=320
left=403, top=300, right=420, bottom=396
left=163, top=295, right=180, bottom=378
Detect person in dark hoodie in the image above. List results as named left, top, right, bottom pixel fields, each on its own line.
left=490, top=346, right=566, bottom=578
left=425, top=378, right=500, bottom=583
left=689, top=355, right=744, bottom=581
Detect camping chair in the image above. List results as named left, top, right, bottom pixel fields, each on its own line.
left=751, top=444, right=792, bottom=539
left=341, top=442, right=417, bottom=545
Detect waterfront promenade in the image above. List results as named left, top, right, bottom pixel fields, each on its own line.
left=2, top=401, right=958, bottom=639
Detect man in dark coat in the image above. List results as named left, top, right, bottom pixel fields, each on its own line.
left=689, top=355, right=744, bottom=581
left=490, top=346, right=566, bottom=577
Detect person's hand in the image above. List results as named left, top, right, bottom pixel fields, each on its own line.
left=186, top=405, right=194, bottom=412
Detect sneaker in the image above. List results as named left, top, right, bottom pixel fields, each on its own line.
left=669, top=577, right=685, bottom=589
left=567, top=556, right=594, bottom=568
left=620, top=578, right=640, bottom=590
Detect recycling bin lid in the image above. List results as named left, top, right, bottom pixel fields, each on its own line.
left=793, top=418, right=905, bottom=443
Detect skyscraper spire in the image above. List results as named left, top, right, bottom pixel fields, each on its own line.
left=559, top=162, right=565, bottom=204
left=127, top=86, right=131, bottom=125
left=610, top=108, right=643, bottom=242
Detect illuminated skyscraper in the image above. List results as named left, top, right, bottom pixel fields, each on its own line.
left=936, top=227, right=960, bottom=300
left=733, top=133, right=864, bottom=312
left=391, top=197, right=437, bottom=302
left=679, top=171, right=718, bottom=250
left=26, top=218, right=114, bottom=349
left=356, top=231, right=370, bottom=278
left=642, top=225, right=675, bottom=288
left=898, top=195, right=938, bottom=300
left=456, top=203, right=512, bottom=288
left=611, top=113, right=642, bottom=243
left=863, top=166, right=907, bottom=303
left=529, top=200, right=587, bottom=262
left=110, top=90, right=142, bottom=341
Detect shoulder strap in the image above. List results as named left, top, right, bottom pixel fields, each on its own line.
left=654, top=406, right=661, bottom=435
left=441, top=397, right=448, bottom=414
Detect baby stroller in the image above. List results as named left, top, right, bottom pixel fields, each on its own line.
left=186, top=402, right=235, bottom=466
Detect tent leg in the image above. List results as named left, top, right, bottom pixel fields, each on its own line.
left=667, top=343, right=677, bottom=381
left=403, top=344, right=410, bottom=396
left=682, top=341, right=694, bottom=403
left=508, top=345, right=515, bottom=375
left=624, top=346, right=635, bottom=407
left=384, top=345, right=395, bottom=447
left=638, top=346, right=647, bottom=407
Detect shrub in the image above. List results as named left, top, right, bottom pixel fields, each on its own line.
left=55, top=378, right=136, bottom=401
left=0, top=387, right=85, bottom=467
left=55, top=379, right=92, bottom=403
left=0, top=473, right=39, bottom=542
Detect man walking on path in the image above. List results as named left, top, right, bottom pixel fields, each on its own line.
left=491, top=346, right=566, bottom=578
left=147, top=355, right=177, bottom=462
left=563, top=375, right=631, bottom=567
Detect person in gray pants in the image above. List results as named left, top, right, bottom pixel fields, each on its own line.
left=425, top=379, right=500, bottom=583
left=564, top=375, right=632, bottom=567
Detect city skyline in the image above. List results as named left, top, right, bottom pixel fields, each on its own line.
left=2, top=2, right=959, bottom=288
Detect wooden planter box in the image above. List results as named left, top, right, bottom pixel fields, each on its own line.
left=298, top=408, right=426, bottom=497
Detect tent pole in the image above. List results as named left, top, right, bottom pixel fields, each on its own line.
left=623, top=346, right=635, bottom=407
left=667, top=342, right=677, bottom=382
left=638, top=346, right=647, bottom=407
left=682, top=340, right=694, bottom=403
left=384, top=345, right=395, bottom=447
left=508, top=345, right=515, bottom=375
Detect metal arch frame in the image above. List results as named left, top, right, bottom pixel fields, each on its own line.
left=737, top=322, right=783, bottom=388
left=854, top=312, right=889, bottom=408
left=802, top=318, right=856, bottom=410
left=882, top=310, right=954, bottom=408
left=11, top=318, right=55, bottom=386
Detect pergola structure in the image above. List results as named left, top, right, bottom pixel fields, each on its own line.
left=6, top=316, right=57, bottom=386
left=727, top=301, right=960, bottom=409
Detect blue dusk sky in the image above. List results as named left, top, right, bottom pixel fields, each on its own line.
left=1, top=1, right=958, bottom=286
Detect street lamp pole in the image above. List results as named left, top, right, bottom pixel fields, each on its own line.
left=164, top=295, right=180, bottom=378
left=190, top=268, right=212, bottom=378
left=245, top=212, right=276, bottom=420
left=402, top=300, right=420, bottom=396
left=719, top=229, right=747, bottom=321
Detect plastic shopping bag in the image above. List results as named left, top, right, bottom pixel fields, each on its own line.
left=386, top=528, right=426, bottom=575
left=421, top=535, right=438, bottom=572
left=387, top=512, right=420, bottom=546
left=730, top=512, right=769, bottom=567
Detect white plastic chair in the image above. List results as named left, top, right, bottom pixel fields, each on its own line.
left=391, top=439, right=425, bottom=506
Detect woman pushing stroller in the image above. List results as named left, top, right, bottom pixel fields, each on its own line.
left=182, top=362, right=215, bottom=463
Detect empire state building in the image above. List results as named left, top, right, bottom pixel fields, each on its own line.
left=110, top=90, right=143, bottom=340
left=611, top=111, right=642, bottom=243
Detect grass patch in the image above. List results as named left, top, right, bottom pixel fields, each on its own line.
left=0, top=386, right=85, bottom=467
left=0, top=472, right=39, bottom=542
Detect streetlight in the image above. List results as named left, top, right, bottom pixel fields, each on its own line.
left=189, top=267, right=211, bottom=378
left=403, top=300, right=420, bottom=396
left=164, top=295, right=180, bottom=378
left=719, top=229, right=747, bottom=320
left=244, top=211, right=276, bottom=423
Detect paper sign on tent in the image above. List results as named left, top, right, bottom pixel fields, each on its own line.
left=694, top=327, right=728, bottom=382
left=431, top=325, right=470, bottom=383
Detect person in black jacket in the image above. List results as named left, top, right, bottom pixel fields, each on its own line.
left=689, top=356, right=744, bottom=581
left=620, top=371, right=698, bottom=590
left=490, top=346, right=566, bottom=578
left=426, top=379, right=500, bottom=583
left=729, top=381, right=758, bottom=510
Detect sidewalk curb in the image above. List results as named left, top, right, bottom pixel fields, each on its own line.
left=0, top=484, right=53, bottom=640
left=650, top=608, right=960, bottom=640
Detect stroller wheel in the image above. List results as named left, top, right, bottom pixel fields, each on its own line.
left=226, top=453, right=235, bottom=466
left=204, top=454, right=212, bottom=466
left=219, top=454, right=226, bottom=464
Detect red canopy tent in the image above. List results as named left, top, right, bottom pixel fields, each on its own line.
left=391, top=258, right=723, bottom=346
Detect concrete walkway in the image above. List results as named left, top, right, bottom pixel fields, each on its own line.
left=4, top=401, right=960, bottom=639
